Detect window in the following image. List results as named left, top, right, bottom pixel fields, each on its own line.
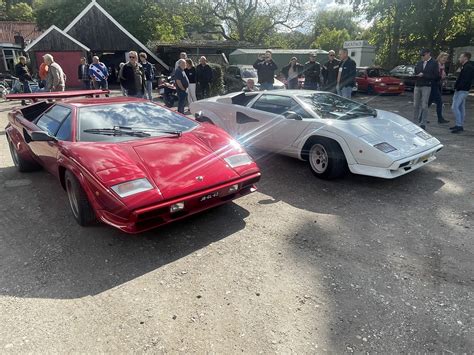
left=357, top=69, right=366, bottom=77
left=78, top=102, right=198, bottom=142
left=252, top=94, right=311, bottom=118
left=36, top=105, right=72, bottom=136
left=55, top=114, right=72, bottom=141
left=351, top=51, right=356, bottom=57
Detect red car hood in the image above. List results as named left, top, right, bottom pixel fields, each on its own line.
left=132, top=135, right=240, bottom=198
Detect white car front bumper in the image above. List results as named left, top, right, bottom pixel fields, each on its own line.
left=348, top=144, right=443, bottom=179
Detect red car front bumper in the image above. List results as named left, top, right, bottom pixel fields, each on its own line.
left=96, top=173, right=261, bottom=233
left=373, top=84, right=404, bottom=94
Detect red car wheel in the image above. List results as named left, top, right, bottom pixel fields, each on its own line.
left=65, top=170, right=96, bottom=226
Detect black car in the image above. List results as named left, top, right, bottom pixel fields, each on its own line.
left=390, top=64, right=455, bottom=94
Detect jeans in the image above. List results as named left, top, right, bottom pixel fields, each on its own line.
left=260, top=82, right=274, bottom=90
left=304, top=81, right=319, bottom=90
left=81, top=80, right=91, bottom=90
left=428, top=83, right=443, bottom=120
left=177, top=90, right=187, bottom=114
left=187, top=83, right=197, bottom=104
left=198, top=82, right=210, bottom=99
left=144, top=80, right=153, bottom=100
left=337, top=86, right=352, bottom=98
left=21, top=80, right=31, bottom=93
left=451, top=90, right=469, bottom=127
left=413, top=86, right=431, bottom=126
left=93, top=79, right=108, bottom=90
left=287, top=78, right=298, bottom=89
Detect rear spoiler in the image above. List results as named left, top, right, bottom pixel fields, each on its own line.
left=6, top=90, right=110, bottom=102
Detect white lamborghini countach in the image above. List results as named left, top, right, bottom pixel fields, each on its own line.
left=190, top=90, right=443, bottom=179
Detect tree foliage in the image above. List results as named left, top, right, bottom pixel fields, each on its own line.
left=311, top=28, right=351, bottom=52
left=0, top=1, right=35, bottom=21
left=200, top=0, right=308, bottom=45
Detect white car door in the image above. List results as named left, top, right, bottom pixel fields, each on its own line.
left=244, top=94, right=313, bottom=153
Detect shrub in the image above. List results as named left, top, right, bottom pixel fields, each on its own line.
left=208, top=62, right=225, bottom=96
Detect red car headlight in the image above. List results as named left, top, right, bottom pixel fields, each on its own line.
left=224, top=153, right=253, bottom=168
left=111, top=178, right=154, bottom=198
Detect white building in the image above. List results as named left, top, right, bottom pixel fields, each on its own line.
left=343, top=40, right=376, bottom=67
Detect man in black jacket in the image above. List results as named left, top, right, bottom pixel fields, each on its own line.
left=120, top=51, right=145, bottom=98
left=336, top=48, right=356, bottom=98
left=450, top=52, right=474, bottom=133
left=14, top=56, right=32, bottom=94
left=77, top=57, right=90, bottom=89
left=322, top=50, right=340, bottom=93
left=413, top=49, right=440, bottom=129
left=253, top=50, right=278, bottom=90
left=303, top=53, right=321, bottom=90
left=196, top=56, right=213, bottom=99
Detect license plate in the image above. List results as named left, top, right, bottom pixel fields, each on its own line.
left=200, top=192, right=219, bottom=202
left=159, top=88, right=165, bottom=94
left=389, top=86, right=398, bottom=90
left=420, top=154, right=430, bottom=162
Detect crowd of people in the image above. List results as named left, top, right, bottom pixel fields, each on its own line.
left=13, top=47, right=473, bottom=132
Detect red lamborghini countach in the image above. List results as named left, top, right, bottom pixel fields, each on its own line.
left=5, top=91, right=260, bottom=233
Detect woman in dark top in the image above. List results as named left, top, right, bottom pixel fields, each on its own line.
left=184, top=59, right=197, bottom=104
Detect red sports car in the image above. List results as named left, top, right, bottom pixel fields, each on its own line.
left=356, top=67, right=405, bottom=95
left=5, top=91, right=260, bottom=233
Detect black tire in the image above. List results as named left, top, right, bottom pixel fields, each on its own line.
left=7, top=136, right=41, bottom=172
left=64, top=170, right=96, bottom=226
left=306, top=139, right=347, bottom=179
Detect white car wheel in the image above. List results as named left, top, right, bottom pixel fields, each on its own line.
left=309, top=144, right=329, bottom=174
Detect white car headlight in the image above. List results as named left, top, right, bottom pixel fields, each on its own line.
left=224, top=153, right=253, bottom=168
left=111, top=178, right=154, bottom=198
left=374, top=142, right=397, bottom=153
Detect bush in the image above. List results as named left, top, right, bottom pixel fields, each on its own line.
left=208, top=62, right=225, bottom=96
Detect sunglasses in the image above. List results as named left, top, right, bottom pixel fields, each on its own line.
left=329, top=54, right=335, bottom=57
left=129, top=56, right=136, bottom=59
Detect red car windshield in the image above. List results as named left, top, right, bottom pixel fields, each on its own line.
left=78, top=102, right=198, bottom=142
left=367, top=68, right=391, bottom=77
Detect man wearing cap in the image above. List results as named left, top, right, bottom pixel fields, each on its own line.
left=322, top=50, right=340, bottom=93
left=303, top=53, right=321, bottom=90
left=413, top=49, right=440, bottom=129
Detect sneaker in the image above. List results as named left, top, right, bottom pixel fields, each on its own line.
left=451, top=126, right=464, bottom=133
left=438, top=118, right=449, bottom=124
left=449, top=126, right=458, bottom=130
left=420, top=125, right=426, bottom=130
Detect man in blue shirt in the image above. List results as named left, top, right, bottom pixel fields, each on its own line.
left=174, top=59, right=189, bottom=114
left=89, top=56, right=109, bottom=93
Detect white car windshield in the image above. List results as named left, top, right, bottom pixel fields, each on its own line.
left=298, top=93, right=377, bottom=120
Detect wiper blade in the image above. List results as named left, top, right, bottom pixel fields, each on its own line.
left=116, top=126, right=182, bottom=137
left=83, top=128, right=150, bottom=137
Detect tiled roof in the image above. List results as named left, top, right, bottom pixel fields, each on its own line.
left=0, top=21, right=43, bottom=44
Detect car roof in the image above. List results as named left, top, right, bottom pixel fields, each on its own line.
left=61, top=96, right=148, bottom=107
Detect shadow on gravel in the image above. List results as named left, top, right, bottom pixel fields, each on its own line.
left=252, top=151, right=472, bottom=352
left=252, top=149, right=446, bottom=215
left=0, top=166, right=249, bottom=299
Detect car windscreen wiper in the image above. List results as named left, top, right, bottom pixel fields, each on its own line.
left=83, top=128, right=151, bottom=137
left=115, top=126, right=183, bottom=137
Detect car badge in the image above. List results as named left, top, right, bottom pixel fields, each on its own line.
left=196, top=176, right=204, bottom=181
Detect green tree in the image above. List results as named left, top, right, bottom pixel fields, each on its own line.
left=311, top=28, right=351, bottom=52
left=312, top=9, right=361, bottom=39
left=0, top=1, right=35, bottom=21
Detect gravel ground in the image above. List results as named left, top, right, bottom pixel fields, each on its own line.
left=0, top=91, right=472, bottom=353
